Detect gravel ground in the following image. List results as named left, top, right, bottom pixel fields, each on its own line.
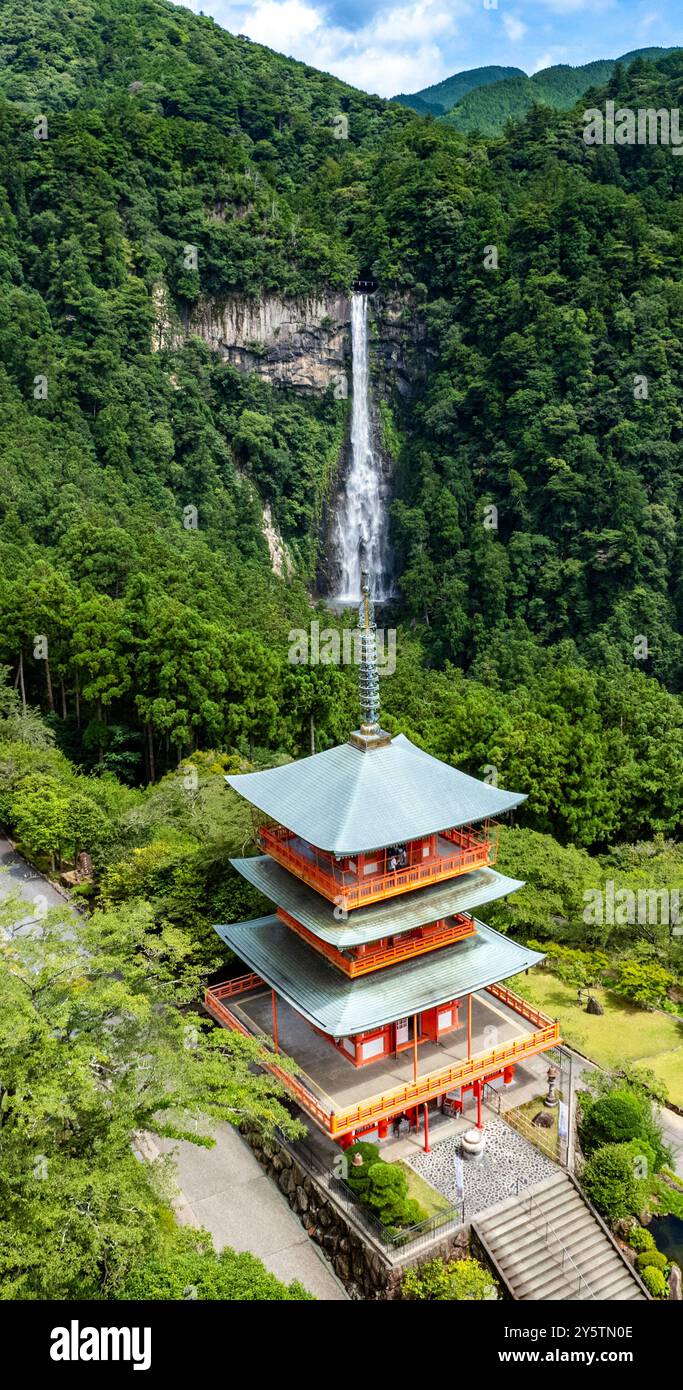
left=406, top=1117, right=557, bottom=1218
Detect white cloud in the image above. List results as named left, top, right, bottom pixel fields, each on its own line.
left=531, top=51, right=556, bottom=72
left=170, top=0, right=471, bottom=96
left=525, top=0, right=614, bottom=11
left=332, top=42, right=450, bottom=94
left=502, top=13, right=526, bottom=43
left=241, top=0, right=322, bottom=46
left=637, top=10, right=661, bottom=33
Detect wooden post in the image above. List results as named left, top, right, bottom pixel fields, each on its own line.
left=467, top=993, right=472, bottom=1059
left=271, top=989, right=279, bottom=1053
left=413, top=1013, right=419, bottom=1084
left=423, top=1103, right=430, bottom=1153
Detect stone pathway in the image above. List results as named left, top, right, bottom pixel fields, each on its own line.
left=406, top=1117, right=557, bottom=1218
left=150, top=1124, right=347, bottom=1300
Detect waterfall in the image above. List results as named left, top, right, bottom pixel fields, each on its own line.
left=332, top=292, right=390, bottom=602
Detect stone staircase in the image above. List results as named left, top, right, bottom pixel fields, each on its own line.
left=473, top=1171, right=647, bottom=1300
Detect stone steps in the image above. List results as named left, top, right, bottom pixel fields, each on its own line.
left=473, top=1170, right=647, bottom=1301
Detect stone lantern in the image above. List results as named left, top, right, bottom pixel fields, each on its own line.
left=545, top=1064, right=559, bottom=1108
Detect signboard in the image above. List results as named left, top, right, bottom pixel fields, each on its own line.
left=558, top=1100, right=569, bottom=1140
left=453, top=1154, right=464, bottom=1199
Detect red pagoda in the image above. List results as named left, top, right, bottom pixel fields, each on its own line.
left=206, top=575, right=559, bottom=1149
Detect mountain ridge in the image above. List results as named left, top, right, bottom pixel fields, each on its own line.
left=0, top=0, right=682, bottom=783
left=392, top=65, right=525, bottom=116
left=395, top=47, right=682, bottom=134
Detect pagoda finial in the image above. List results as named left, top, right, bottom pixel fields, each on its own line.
left=349, top=570, right=391, bottom=751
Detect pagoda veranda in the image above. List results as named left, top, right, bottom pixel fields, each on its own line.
left=206, top=575, right=559, bottom=1150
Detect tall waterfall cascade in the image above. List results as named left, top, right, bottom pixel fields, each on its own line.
left=332, top=292, right=391, bottom=602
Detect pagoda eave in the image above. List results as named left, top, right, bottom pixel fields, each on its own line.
left=230, top=855, right=525, bottom=946
left=212, top=914, right=545, bottom=1037
left=225, top=732, right=526, bottom=857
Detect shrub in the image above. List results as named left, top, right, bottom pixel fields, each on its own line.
left=346, top=1140, right=382, bottom=1168
left=612, top=961, right=675, bottom=1011
left=402, top=1256, right=497, bottom=1301
left=119, top=1230, right=314, bottom=1300
left=364, top=1163, right=426, bottom=1228
left=344, top=1145, right=426, bottom=1228
left=635, top=1250, right=668, bottom=1274
left=344, top=1141, right=382, bottom=1197
left=579, top=1089, right=668, bottom=1168
left=642, top=1266, right=667, bottom=1298
left=581, top=1143, right=645, bottom=1220
left=629, top=1226, right=656, bottom=1253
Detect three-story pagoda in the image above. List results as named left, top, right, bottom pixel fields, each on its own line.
left=206, top=576, right=559, bottom=1148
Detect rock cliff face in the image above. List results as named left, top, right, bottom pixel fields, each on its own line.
left=154, top=285, right=425, bottom=398
left=153, top=283, right=426, bottom=586
left=157, top=290, right=350, bottom=392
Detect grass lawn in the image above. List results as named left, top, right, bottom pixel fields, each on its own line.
left=506, top=1094, right=561, bottom=1158
left=515, top=969, right=683, bottom=1106
left=394, top=1161, right=452, bottom=1219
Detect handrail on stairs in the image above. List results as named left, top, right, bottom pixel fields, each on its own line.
left=520, top=1188, right=597, bottom=1300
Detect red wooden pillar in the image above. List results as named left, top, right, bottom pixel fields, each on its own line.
left=467, top=993, right=472, bottom=1059
left=271, top=989, right=279, bottom=1053
left=475, top=1079, right=482, bottom=1129
left=423, top=1103, right=430, bottom=1152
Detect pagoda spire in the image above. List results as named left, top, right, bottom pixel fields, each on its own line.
left=349, top=570, right=391, bottom=750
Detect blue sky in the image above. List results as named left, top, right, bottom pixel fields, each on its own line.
left=171, top=1, right=681, bottom=97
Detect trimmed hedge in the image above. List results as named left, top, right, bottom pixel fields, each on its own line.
left=635, top=1250, right=668, bottom=1274
left=629, top=1226, right=656, bottom=1253
left=642, top=1266, right=668, bottom=1298
left=344, top=1142, right=427, bottom=1230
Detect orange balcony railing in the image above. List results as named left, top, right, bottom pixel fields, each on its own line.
left=328, top=1020, right=560, bottom=1137
left=204, top=977, right=334, bottom=1130
left=277, top=909, right=476, bottom=976
left=486, top=981, right=556, bottom=1032
left=258, top=823, right=497, bottom=909
left=204, top=978, right=560, bottom=1141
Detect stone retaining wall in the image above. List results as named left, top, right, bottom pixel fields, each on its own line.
left=244, top=1126, right=472, bottom=1299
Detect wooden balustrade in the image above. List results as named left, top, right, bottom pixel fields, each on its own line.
left=277, top=909, right=476, bottom=976
left=258, top=825, right=496, bottom=908
left=486, top=981, right=555, bottom=1031
left=204, top=979, right=561, bottom=1141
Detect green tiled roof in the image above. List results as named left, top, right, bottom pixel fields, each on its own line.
left=212, top=914, right=544, bottom=1036
left=230, top=855, right=525, bottom=947
left=226, top=733, right=525, bottom=854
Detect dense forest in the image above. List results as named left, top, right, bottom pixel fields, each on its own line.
left=0, top=0, right=679, bottom=976
left=0, top=2, right=682, bottom=776
left=392, top=64, right=526, bottom=118
left=395, top=48, right=680, bottom=133
left=0, top=0, right=682, bottom=1299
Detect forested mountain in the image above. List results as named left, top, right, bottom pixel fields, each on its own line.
left=399, top=48, right=681, bottom=136
left=0, top=0, right=682, bottom=837
left=392, top=65, right=525, bottom=116
left=1, top=0, right=682, bottom=1301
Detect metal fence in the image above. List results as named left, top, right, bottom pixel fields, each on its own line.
left=482, top=1052, right=571, bottom=1168
left=279, top=1131, right=464, bottom=1255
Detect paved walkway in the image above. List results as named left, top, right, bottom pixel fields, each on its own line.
left=0, top=836, right=74, bottom=920
left=149, top=1124, right=346, bottom=1299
